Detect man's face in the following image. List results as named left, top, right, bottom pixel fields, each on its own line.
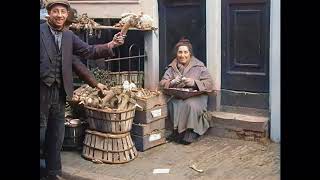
left=48, top=4, right=69, bottom=29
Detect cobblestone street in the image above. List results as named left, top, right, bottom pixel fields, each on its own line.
left=61, top=135, right=280, bottom=180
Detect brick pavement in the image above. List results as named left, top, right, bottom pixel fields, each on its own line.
left=61, top=135, right=280, bottom=180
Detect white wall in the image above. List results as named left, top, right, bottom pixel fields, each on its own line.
left=69, top=0, right=154, bottom=18
left=270, top=0, right=281, bottom=143
left=206, top=0, right=221, bottom=91
left=144, top=0, right=159, bottom=90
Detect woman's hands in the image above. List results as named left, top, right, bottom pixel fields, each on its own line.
left=170, top=76, right=195, bottom=88
left=170, top=75, right=182, bottom=86
left=181, top=77, right=195, bottom=87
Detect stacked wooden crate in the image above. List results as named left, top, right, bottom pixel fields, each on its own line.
left=131, top=92, right=168, bottom=151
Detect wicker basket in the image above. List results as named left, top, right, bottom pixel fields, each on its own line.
left=82, top=129, right=138, bottom=164
left=85, top=106, right=136, bottom=134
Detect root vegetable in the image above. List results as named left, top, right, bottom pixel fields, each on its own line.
left=118, top=94, right=129, bottom=110
left=109, top=97, right=118, bottom=109
left=101, top=90, right=115, bottom=106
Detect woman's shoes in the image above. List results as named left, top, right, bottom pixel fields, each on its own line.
left=180, top=129, right=199, bottom=145
left=167, top=129, right=200, bottom=145
left=179, top=139, right=192, bottom=145
left=166, top=129, right=178, bottom=142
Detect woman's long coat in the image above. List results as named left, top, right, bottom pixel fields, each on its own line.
left=159, top=57, right=214, bottom=135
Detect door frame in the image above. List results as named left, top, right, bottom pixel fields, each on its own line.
left=158, top=0, right=206, bottom=79
left=206, top=0, right=280, bottom=142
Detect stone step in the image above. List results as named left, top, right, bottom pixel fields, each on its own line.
left=220, top=105, right=269, bottom=117
left=207, top=111, right=269, bottom=142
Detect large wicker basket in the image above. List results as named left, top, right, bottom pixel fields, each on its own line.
left=85, top=106, right=136, bottom=134
left=82, top=129, right=138, bottom=164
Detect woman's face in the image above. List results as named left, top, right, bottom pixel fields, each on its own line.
left=176, top=46, right=191, bottom=66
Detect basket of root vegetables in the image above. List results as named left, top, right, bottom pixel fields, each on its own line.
left=72, top=84, right=138, bottom=134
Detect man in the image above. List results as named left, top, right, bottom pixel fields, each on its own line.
left=40, top=0, right=125, bottom=179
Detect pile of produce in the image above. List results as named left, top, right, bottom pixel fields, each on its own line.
left=114, top=12, right=157, bottom=30
left=72, top=82, right=161, bottom=111
left=70, top=13, right=102, bottom=37
left=72, top=84, right=130, bottom=111
left=130, top=88, right=161, bottom=99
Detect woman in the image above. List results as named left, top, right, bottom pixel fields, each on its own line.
left=160, top=38, right=214, bottom=144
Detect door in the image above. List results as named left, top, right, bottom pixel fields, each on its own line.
left=159, top=0, right=206, bottom=79
left=222, top=0, right=270, bottom=93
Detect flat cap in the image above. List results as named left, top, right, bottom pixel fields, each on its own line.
left=46, top=0, right=70, bottom=10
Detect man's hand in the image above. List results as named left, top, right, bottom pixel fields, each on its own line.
left=182, top=77, right=195, bottom=87
left=111, top=32, right=125, bottom=47
left=96, top=83, right=108, bottom=95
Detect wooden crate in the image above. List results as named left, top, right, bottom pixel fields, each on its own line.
left=131, top=118, right=166, bottom=136
left=134, top=104, right=167, bottom=124
left=82, top=130, right=138, bottom=164
left=109, top=71, right=144, bottom=88
left=131, top=129, right=166, bottom=152
left=136, top=92, right=167, bottom=111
